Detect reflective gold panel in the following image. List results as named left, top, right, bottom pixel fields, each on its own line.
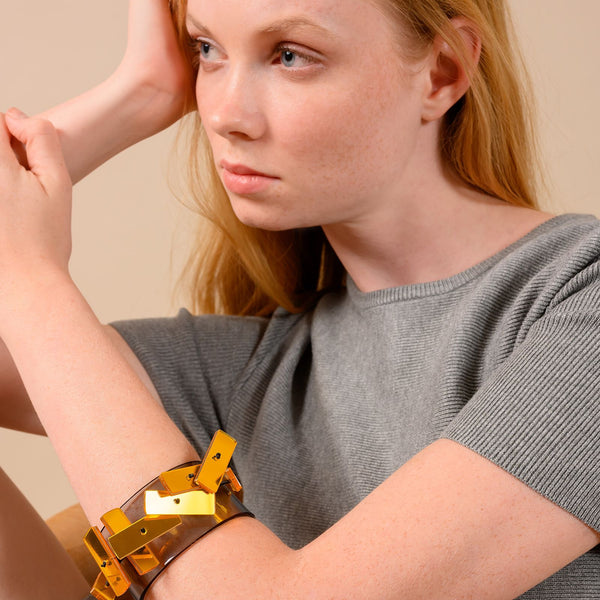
left=108, top=515, right=182, bottom=560
left=195, top=430, right=237, bottom=493
left=145, top=489, right=216, bottom=515
left=83, top=527, right=131, bottom=596
left=101, top=508, right=160, bottom=575
left=101, top=508, right=131, bottom=534
left=224, top=467, right=242, bottom=493
left=126, top=546, right=161, bottom=576
left=90, top=573, right=116, bottom=600
left=159, top=464, right=200, bottom=494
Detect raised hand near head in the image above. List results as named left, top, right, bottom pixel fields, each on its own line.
left=117, top=0, right=195, bottom=129
left=8, top=0, right=196, bottom=186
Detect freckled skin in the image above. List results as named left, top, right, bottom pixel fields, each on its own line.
left=189, top=0, right=428, bottom=231
left=188, top=0, right=553, bottom=294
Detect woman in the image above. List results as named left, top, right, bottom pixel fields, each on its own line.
left=0, top=0, right=598, bottom=598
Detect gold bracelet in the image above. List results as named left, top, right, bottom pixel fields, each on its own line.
left=83, top=430, right=253, bottom=600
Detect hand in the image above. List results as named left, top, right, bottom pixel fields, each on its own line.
left=0, top=111, right=72, bottom=284
left=115, top=0, right=195, bottom=129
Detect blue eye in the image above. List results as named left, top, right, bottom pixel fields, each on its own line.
left=200, top=41, right=212, bottom=59
left=281, top=49, right=297, bottom=68
left=276, top=47, right=317, bottom=69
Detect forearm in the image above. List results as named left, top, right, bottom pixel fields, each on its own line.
left=0, top=270, right=197, bottom=521
left=148, top=516, right=298, bottom=600
left=24, top=0, right=193, bottom=185
left=0, top=269, right=298, bottom=598
left=38, top=73, right=183, bottom=185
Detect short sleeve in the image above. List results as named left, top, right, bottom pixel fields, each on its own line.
left=442, top=267, right=600, bottom=531
left=111, top=309, right=268, bottom=454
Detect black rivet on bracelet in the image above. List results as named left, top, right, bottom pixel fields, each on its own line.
left=174, top=498, right=181, bottom=504
left=187, top=473, right=194, bottom=480
left=101, top=561, right=107, bottom=568
left=140, top=528, right=147, bottom=535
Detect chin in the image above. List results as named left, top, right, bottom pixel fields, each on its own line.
left=235, top=214, right=294, bottom=232
left=229, top=198, right=299, bottom=232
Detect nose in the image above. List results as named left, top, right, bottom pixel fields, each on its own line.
left=201, top=66, right=267, bottom=141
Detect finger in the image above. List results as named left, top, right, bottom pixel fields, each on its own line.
left=5, top=110, right=71, bottom=189
left=10, top=136, right=29, bottom=170
left=0, top=113, right=32, bottom=170
left=0, top=114, right=20, bottom=166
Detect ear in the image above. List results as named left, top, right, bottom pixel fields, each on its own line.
left=421, top=17, right=482, bottom=122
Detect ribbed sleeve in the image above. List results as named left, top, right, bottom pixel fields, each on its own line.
left=442, top=273, right=600, bottom=531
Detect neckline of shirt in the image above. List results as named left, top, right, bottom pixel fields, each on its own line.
left=345, top=213, right=595, bottom=308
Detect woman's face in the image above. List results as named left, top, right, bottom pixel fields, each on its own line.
left=187, top=0, right=430, bottom=231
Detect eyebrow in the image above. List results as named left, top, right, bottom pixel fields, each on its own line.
left=186, top=14, right=339, bottom=40
left=260, top=17, right=339, bottom=38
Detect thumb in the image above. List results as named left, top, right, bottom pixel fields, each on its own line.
left=5, top=108, right=71, bottom=189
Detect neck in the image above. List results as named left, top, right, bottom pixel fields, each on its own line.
left=322, top=176, right=552, bottom=293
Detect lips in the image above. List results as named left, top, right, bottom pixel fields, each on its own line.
left=219, top=160, right=273, bottom=178
left=219, top=159, right=278, bottom=195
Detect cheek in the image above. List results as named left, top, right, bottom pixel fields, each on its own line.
left=272, top=74, right=419, bottom=192
left=273, top=99, right=353, bottom=166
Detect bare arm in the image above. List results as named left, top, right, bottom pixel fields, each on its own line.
left=0, top=0, right=189, bottom=434
left=153, top=439, right=599, bottom=600
left=0, top=325, right=160, bottom=436
left=19, top=0, right=193, bottom=184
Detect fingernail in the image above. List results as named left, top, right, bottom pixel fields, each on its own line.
left=6, top=107, right=28, bottom=120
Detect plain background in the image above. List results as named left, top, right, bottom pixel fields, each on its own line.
left=0, top=1, right=599, bottom=520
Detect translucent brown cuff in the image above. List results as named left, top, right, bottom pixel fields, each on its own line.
left=83, top=431, right=253, bottom=599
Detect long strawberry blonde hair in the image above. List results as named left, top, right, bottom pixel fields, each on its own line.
left=169, top=0, right=543, bottom=317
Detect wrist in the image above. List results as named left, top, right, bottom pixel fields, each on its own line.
left=87, top=72, right=174, bottom=145
left=108, top=62, right=191, bottom=136
left=39, top=71, right=188, bottom=184
left=0, top=266, right=77, bottom=337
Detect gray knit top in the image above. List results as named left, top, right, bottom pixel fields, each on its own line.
left=113, top=213, right=600, bottom=598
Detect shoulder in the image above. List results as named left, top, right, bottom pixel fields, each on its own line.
left=484, top=213, right=600, bottom=278
left=458, top=213, right=600, bottom=333
left=495, top=213, right=600, bottom=279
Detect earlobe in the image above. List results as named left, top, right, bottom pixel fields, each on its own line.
left=421, top=18, right=482, bottom=122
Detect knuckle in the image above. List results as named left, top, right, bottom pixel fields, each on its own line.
left=28, top=117, right=56, bottom=136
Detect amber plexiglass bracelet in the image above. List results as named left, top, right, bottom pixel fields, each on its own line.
left=82, top=430, right=254, bottom=600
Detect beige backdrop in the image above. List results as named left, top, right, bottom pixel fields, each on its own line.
left=0, top=1, right=599, bottom=520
